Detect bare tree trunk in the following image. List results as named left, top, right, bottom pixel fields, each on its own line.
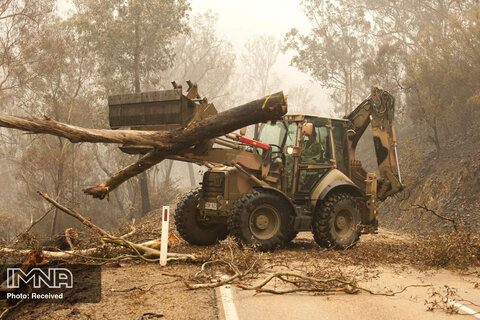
left=134, top=24, right=141, bottom=94
left=51, top=138, right=65, bottom=237
left=71, top=144, right=75, bottom=206
left=348, top=68, right=353, bottom=115
left=188, top=163, right=195, bottom=186
left=432, top=128, right=441, bottom=152
left=134, top=20, right=151, bottom=216
left=164, top=160, right=173, bottom=181
left=138, top=169, right=151, bottom=215
left=477, top=0, right=480, bottom=22
left=344, top=70, right=349, bottom=116
left=50, top=208, right=58, bottom=238
left=429, top=118, right=442, bottom=152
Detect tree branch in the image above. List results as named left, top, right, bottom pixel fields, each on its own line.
left=237, top=272, right=431, bottom=296
left=36, top=192, right=196, bottom=262
left=413, top=204, right=458, bottom=232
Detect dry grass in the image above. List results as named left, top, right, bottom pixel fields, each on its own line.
left=324, top=231, right=480, bottom=270
left=411, top=232, right=480, bottom=269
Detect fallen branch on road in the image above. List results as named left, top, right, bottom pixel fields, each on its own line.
left=184, top=240, right=261, bottom=289
left=237, top=272, right=432, bottom=296
left=184, top=273, right=242, bottom=290
left=102, top=237, right=195, bottom=261
left=110, top=279, right=180, bottom=293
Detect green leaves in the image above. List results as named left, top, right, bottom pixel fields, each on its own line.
left=284, top=0, right=373, bottom=115
left=287, top=0, right=480, bottom=144
left=72, top=0, right=190, bottom=94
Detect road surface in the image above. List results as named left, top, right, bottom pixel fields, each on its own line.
left=217, top=233, right=480, bottom=320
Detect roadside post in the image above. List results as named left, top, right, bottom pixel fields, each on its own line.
left=160, top=206, right=170, bottom=266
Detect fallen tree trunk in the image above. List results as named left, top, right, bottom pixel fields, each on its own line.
left=0, top=248, right=97, bottom=259
left=0, top=92, right=285, bottom=148
left=83, top=149, right=168, bottom=199
left=0, top=92, right=287, bottom=199
left=0, top=247, right=194, bottom=261
left=85, top=92, right=286, bottom=198
left=0, top=115, right=178, bottom=148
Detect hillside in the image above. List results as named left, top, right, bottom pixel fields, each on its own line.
left=379, top=131, right=480, bottom=234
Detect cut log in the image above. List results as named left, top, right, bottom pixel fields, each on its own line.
left=0, top=92, right=286, bottom=148
left=84, top=92, right=286, bottom=198
left=0, top=248, right=195, bottom=261
left=0, top=92, right=287, bottom=199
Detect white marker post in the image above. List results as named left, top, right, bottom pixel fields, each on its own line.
left=160, top=206, right=170, bottom=266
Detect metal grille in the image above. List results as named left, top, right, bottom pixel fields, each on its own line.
left=202, top=172, right=225, bottom=200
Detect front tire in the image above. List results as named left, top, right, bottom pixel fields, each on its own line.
left=228, top=189, right=294, bottom=251
left=175, top=188, right=227, bottom=246
left=312, top=192, right=361, bottom=249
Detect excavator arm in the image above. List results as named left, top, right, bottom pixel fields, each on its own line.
left=346, top=87, right=404, bottom=201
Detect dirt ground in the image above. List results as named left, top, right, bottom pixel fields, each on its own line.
left=4, top=229, right=479, bottom=320
left=7, top=262, right=218, bottom=320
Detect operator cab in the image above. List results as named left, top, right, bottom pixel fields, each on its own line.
left=256, top=115, right=351, bottom=198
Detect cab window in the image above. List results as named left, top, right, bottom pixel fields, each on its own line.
left=332, top=120, right=350, bottom=175
left=257, top=121, right=287, bottom=147
left=300, top=118, right=331, bottom=164
left=284, top=122, right=298, bottom=193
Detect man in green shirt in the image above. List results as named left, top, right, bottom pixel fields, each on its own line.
left=302, top=127, right=324, bottom=162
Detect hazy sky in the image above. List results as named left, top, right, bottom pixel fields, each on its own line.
left=190, top=0, right=332, bottom=114
left=57, top=0, right=333, bottom=114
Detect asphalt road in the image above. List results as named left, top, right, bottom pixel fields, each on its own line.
left=217, top=253, right=480, bottom=320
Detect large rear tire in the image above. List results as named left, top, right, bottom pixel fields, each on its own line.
left=312, top=192, right=361, bottom=249
left=175, top=188, right=227, bottom=246
left=227, top=189, right=294, bottom=251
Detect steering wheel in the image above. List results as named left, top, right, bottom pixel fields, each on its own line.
left=269, top=144, right=285, bottom=163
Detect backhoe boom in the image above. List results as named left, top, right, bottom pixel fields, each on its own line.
left=346, top=87, right=403, bottom=201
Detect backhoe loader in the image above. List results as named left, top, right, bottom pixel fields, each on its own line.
left=109, top=83, right=403, bottom=250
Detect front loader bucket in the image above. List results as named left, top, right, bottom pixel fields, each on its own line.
left=108, top=85, right=217, bottom=154
left=108, top=89, right=196, bottom=130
